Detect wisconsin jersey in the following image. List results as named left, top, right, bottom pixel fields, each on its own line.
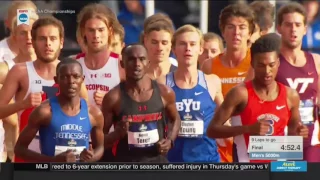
left=166, top=71, right=220, bottom=162
left=276, top=52, right=320, bottom=147
left=15, top=62, right=57, bottom=162
left=78, top=52, right=120, bottom=106
left=39, top=97, right=91, bottom=161
left=232, top=81, right=290, bottom=162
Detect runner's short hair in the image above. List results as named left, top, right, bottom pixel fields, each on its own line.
left=57, top=58, right=83, bottom=75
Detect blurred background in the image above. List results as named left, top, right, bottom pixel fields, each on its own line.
left=0, top=0, right=319, bottom=58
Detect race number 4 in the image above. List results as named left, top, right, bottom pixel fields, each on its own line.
left=286, top=78, right=314, bottom=94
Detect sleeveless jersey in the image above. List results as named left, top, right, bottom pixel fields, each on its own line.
left=113, top=81, right=166, bottom=162
left=211, top=50, right=251, bottom=97
left=15, top=61, right=57, bottom=162
left=78, top=52, right=120, bottom=106
left=166, top=71, right=220, bottom=162
left=276, top=52, right=320, bottom=146
left=39, top=97, right=91, bottom=161
left=232, top=81, right=290, bottom=162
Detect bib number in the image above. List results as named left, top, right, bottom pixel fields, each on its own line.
left=54, top=146, right=85, bottom=161
left=299, top=99, right=314, bottom=125
left=128, top=123, right=159, bottom=148
left=179, top=120, right=204, bottom=138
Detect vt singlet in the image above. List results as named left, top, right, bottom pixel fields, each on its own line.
left=39, top=97, right=91, bottom=161
left=232, top=81, right=290, bottom=162
left=113, top=81, right=166, bottom=162
left=166, top=71, right=220, bottom=162
left=15, top=62, right=58, bottom=162
left=78, top=52, right=120, bottom=106
left=210, top=50, right=251, bottom=162
left=276, top=52, right=320, bottom=146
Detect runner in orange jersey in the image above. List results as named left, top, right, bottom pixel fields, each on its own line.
left=201, top=3, right=255, bottom=163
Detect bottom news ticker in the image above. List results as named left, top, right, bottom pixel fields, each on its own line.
left=14, top=163, right=269, bottom=171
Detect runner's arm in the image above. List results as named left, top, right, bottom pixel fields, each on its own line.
left=158, top=84, right=181, bottom=142
left=0, top=62, right=9, bottom=84
left=311, top=53, right=320, bottom=107
left=14, top=102, right=55, bottom=162
left=0, top=65, right=27, bottom=118
left=286, top=87, right=302, bottom=135
left=101, top=87, right=122, bottom=149
left=201, top=58, right=213, bottom=74
left=88, top=105, right=104, bottom=162
left=79, top=82, right=89, bottom=103
left=207, top=85, right=249, bottom=138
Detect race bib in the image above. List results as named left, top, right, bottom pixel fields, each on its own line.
left=179, top=120, right=204, bottom=138
left=128, top=123, right=159, bottom=148
left=299, top=99, right=314, bottom=125
left=54, top=146, right=86, bottom=161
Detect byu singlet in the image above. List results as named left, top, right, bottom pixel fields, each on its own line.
left=15, top=61, right=57, bottom=162
left=232, top=82, right=290, bottom=162
left=276, top=52, right=320, bottom=146
left=39, top=97, right=91, bottom=161
left=166, top=71, right=220, bottom=162
left=77, top=52, right=120, bottom=106
left=113, top=81, right=166, bottom=162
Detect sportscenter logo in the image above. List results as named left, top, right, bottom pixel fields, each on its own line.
left=17, top=9, right=30, bottom=25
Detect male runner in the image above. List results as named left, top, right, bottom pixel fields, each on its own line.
left=0, top=1, right=37, bottom=62
left=76, top=4, right=125, bottom=107
left=201, top=3, right=256, bottom=163
left=198, top=32, right=224, bottom=69
left=109, top=24, right=125, bottom=56
left=15, top=59, right=104, bottom=162
left=157, top=25, right=223, bottom=162
left=0, top=16, right=88, bottom=162
left=0, top=11, right=39, bottom=163
left=102, top=44, right=181, bottom=162
left=207, top=34, right=309, bottom=162
left=274, top=3, right=320, bottom=162
left=143, top=13, right=177, bottom=79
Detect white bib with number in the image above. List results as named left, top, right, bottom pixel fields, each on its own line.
left=54, top=146, right=86, bottom=161
left=299, top=99, right=314, bottom=124
left=128, top=129, right=159, bottom=148
left=179, top=120, right=204, bottom=137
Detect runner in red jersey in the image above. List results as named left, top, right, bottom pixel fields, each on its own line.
left=207, top=34, right=309, bottom=162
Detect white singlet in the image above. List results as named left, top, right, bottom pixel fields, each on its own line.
left=18, top=62, right=54, bottom=153
left=0, top=38, right=15, bottom=63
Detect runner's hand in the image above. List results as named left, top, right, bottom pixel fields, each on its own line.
left=80, top=145, right=94, bottom=162
left=297, top=122, right=309, bottom=138
left=54, top=149, right=76, bottom=162
left=94, top=90, right=106, bottom=106
left=248, top=117, right=270, bottom=135
left=157, top=139, right=172, bottom=155
left=23, top=92, right=42, bottom=108
left=115, top=118, right=130, bottom=138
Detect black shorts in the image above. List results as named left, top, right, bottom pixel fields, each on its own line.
left=99, top=149, right=115, bottom=162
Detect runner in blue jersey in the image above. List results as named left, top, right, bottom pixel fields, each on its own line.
left=157, top=25, right=224, bottom=162
left=14, top=59, right=104, bottom=162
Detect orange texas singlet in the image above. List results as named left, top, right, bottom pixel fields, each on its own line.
left=211, top=50, right=251, bottom=163
left=211, top=50, right=251, bottom=97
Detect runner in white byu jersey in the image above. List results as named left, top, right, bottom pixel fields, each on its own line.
left=0, top=1, right=37, bottom=63
left=0, top=11, right=38, bottom=163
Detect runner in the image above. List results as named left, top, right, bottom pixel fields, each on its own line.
left=0, top=16, right=88, bottom=162
left=274, top=3, right=320, bottom=162
left=143, top=13, right=177, bottom=79
left=14, top=59, right=104, bottom=162
left=201, top=3, right=256, bottom=163
left=157, top=25, right=223, bottom=162
left=102, top=44, right=181, bottom=162
left=0, top=11, right=39, bottom=163
left=109, top=24, right=125, bottom=56
left=207, top=34, right=308, bottom=162
left=248, top=1, right=275, bottom=47
left=198, top=32, right=223, bottom=69
left=0, top=1, right=37, bottom=62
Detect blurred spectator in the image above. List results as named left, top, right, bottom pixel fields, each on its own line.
left=301, top=0, right=320, bottom=52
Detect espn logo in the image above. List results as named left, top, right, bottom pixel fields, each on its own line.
left=17, top=9, right=30, bottom=25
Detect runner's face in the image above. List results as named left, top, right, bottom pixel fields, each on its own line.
left=249, top=24, right=261, bottom=45
left=14, top=19, right=36, bottom=55
left=277, top=12, right=306, bottom=49
left=253, top=52, right=279, bottom=86
left=122, top=45, right=148, bottom=81
left=198, top=39, right=221, bottom=62
left=144, top=30, right=172, bottom=63
left=173, top=31, right=203, bottom=67
left=55, top=63, right=84, bottom=98
left=222, top=16, right=251, bottom=50
left=33, top=25, right=63, bottom=63
left=109, top=34, right=124, bottom=54
left=84, top=18, right=109, bottom=53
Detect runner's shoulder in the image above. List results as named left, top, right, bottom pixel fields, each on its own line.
left=226, top=83, right=248, bottom=101
left=284, top=85, right=299, bottom=101
left=103, top=84, right=121, bottom=105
